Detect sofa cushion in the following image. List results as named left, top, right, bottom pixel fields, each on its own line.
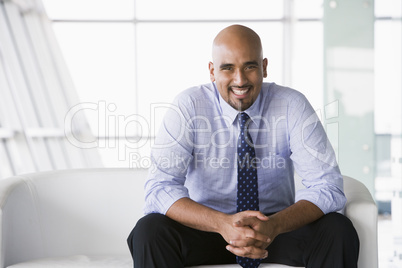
left=5, top=255, right=299, bottom=268
left=187, top=265, right=299, bottom=268
left=6, top=255, right=132, bottom=268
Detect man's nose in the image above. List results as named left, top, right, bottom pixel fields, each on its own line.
left=233, top=69, right=248, bottom=86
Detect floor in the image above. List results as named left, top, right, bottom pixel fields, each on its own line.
left=378, top=215, right=402, bottom=268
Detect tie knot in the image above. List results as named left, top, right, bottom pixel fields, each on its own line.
left=239, top=112, right=251, bottom=130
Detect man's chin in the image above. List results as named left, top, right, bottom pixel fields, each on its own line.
left=229, top=100, right=251, bottom=112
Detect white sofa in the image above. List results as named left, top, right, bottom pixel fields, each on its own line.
left=0, top=168, right=378, bottom=268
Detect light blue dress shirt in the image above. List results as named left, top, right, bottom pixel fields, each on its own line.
left=144, top=82, right=346, bottom=215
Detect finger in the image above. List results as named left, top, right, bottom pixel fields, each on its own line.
left=234, top=215, right=269, bottom=229
left=230, top=237, right=269, bottom=250
left=229, top=237, right=257, bottom=247
left=241, top=210, right=269, bottom=221
left=234, top=217, right=257, bottom=227
left=226, top=245, right=268, bottom=259
left=241, top=226, right=271, bottom=244
left=230, top=224, right=271, bottom=244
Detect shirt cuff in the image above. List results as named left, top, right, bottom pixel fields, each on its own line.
left=295, top=186, right=346, bottom=214
left=144, top=186, right=190, bottom=215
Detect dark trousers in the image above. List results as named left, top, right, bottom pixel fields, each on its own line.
left=127, top=212, right=359, bottom=268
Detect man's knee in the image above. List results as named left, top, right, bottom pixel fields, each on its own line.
left=321, top=213, right=357, bottom=233
left=304, top=213, right=360, bottom=268
left=127, top=213, right=189, bottom=267
left=318, top=212, right=360, bottom=247
left=127, top=213, right=169, bottom=250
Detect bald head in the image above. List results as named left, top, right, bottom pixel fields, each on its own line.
left=212, top=25, right=263, bottom=61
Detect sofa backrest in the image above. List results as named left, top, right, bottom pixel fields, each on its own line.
left=0, top=168, right=350, bottom=267
left=0, top=168, right=148, bottom=267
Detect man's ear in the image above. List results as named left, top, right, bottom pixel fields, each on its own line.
left=263, top=58, right=268, bottom=78
left=208, top=62, right=215, bottom=82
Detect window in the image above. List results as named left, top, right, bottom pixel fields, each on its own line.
left=0, top=0, right=101, bottom=178
left=41, top=0, right=330, bottom=167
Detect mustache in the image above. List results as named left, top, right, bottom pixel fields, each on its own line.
left=228, top=85, right=252, bottom=90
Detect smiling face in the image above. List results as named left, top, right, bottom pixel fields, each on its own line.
left=209, top=25, right=268, bottom=111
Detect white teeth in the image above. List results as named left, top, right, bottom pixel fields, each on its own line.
left=232, top=88, right=249, bottom=95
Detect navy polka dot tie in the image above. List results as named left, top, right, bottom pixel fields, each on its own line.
left=236, top=112, right=261, bottom=268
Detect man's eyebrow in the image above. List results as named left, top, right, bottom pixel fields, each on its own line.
left=219, top=61, right=259, bottom=69
left=244, top=61, right=259, bottom=66
left=219, top=63, right=234, bottom=69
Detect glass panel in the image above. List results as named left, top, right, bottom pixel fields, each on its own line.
left=136, top=22, right=283, bottom=135
left=294, top=0, right=324, bottom=19
left=375, top=0, right=402, bottom=17
left=52, top=22, right=136, bottom=137
left=0, top=3, right=40, bottom=128
left=47, top=139, right=69, bottom=169
left=292, top=21, right=323, bottom=110
left=5, top=136, right=36, bottom=174
left=31, top=139, right=53, bottom=170
left=6, top=4, right=56, bottom=128
left=60, top=139, right=85, bottom=168
left=136, top=0, right=284, bottom=20
left=98, top=145, right=137, bottom=167
left=24, top=12, right=70, bottom=126
left=0, top=60, right=21, bottom=129
left=42, top=0, right=134, bottom=20
left=374, top=19, right=402, bottom=215
left=324, top=0, right=375, bottom=194
left=374, top=20, right=402, bottom=134
left=0, top=140, right=14, bottom=178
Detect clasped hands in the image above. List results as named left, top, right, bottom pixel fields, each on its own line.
left=221, top=210, right=278, bottom=260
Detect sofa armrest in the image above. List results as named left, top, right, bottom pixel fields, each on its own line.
left=343, top=176, right=378, bottom=268
left=0, top=176, right=25, bottom=268
left=0, top=176, right=45, bottom=268
left=1, top=177, right=20, bottom=268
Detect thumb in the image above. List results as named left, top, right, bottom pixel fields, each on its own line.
left=233, top=213, right=268, bottom=227
left=244, top=210, right=269, bottom=221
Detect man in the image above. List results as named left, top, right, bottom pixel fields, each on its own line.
left=128, top=25, right=359, bottom=268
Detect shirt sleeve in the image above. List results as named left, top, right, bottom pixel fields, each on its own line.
left=143, top=95, right=195, bottom=215
left=287, top=92, right=346, bottom=214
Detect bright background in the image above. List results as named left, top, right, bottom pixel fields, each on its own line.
left=0, top=0, right=401, bottom=267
